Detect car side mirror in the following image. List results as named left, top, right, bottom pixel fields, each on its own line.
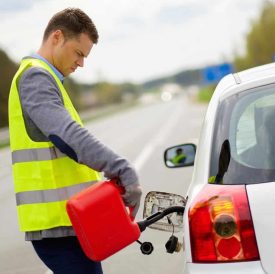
left=142, top=191, right=186, bottom=233
left=164, top=143, right=196, bottom=168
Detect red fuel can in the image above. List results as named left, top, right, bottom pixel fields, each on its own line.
left=66, top=180, right=141, bottom=261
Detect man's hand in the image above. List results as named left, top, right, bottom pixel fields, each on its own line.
left=122, top=183, right=142, bottom=218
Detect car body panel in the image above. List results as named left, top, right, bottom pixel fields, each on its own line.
left=155, top=62, right=275, bottom=273
left=184, top=261, right=265, bottom=274
left=246, top=182, right=275, bottom=274
left=183, top=63, right=275, bottom=272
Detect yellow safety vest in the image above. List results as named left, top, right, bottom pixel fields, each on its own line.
left=9, top=58, right=101, bottom=232
left=171, top=154, right=186, bottom=165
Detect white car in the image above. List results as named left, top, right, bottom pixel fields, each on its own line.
left=142, top=62, right=275, bottom=273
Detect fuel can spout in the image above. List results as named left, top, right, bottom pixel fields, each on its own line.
left=137, top=206, right=185, bottom=232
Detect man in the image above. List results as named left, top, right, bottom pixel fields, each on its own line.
left=171, top=148, right=186, bottom=165
left=9, top=8, right=142, bottom=274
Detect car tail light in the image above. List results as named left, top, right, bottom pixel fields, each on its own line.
left=188, top=184, right=260, bottom=262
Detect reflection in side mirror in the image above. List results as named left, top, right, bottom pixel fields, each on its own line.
left=143, top=191, right=186, bottom=233
left=164, top=143, right=196, bottom=168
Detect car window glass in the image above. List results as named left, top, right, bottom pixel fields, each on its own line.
left=231, top=93, right=275, bottom=169
left=210, top=84, right=275, bottom=185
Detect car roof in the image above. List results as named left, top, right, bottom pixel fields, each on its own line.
left=216, top=62, right=275, bottom=100
left=236, top=62, right=275, bottom=84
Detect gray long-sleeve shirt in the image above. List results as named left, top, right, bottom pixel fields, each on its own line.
left=18, top=63, right=138, bottom=240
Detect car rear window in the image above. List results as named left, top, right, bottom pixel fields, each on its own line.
left=209, top=83, right=275, bottom=185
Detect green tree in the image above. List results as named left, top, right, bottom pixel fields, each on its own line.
left=64, top=77, right=82, bottom=110
left=93, top=82, right=123, bottom=106
left=0, top=49, right=18, bottom=128
left=235, top=1, right=275, bottom=71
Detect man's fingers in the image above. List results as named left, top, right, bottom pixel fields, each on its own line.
left=131, top=200, right=140, bottom=218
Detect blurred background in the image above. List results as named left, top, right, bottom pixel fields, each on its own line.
left=2, top=0, right=275, bottom=133
left=1, top=0, right=275, bottom=273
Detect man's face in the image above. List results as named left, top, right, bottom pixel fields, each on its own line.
left=52, top=31, right=93, bottom=77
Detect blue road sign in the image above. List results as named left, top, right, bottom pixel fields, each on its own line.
left=203, top=63, right=234, bottom=84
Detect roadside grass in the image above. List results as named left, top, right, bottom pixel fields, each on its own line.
left=197, top=85, right=216, bottom=102
left=0, top=141, right=9, bottom=149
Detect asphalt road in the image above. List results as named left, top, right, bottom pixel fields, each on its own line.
left=0, top=93, right=207, bottom=274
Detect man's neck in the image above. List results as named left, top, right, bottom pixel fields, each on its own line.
left=37, top=48, right=53, bottom=66
left=33, top=51, right=65, bottom=82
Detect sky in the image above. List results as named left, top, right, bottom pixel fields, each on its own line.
left=0, top=0, right=270, bottom=84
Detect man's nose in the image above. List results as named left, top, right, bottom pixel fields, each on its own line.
left=77, top=57, right=84, bottom=67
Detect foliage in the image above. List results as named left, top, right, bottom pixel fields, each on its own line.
left=234, top=1, right=275, bottom=71
left=64, top=77, right=82, bottom=110
left=197, top=85, right=216, bottom=102
left=119, top=82, right=140, bottom=96
left=91, top=82, right=123, bottom=106
left=0, top=49, right=18, bottom=128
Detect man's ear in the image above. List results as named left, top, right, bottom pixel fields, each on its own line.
left=52, top=30, right=64, bottom=45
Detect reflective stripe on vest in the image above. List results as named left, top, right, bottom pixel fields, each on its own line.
left=12, top=147, right=66, bottom=164
left=16, top=180, right=96, bottom=205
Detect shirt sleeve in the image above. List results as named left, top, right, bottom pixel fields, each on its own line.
left=19, top=67, right=138, bottom=186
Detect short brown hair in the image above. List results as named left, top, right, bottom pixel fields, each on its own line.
left=43, top=8, right=99, bottom=43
